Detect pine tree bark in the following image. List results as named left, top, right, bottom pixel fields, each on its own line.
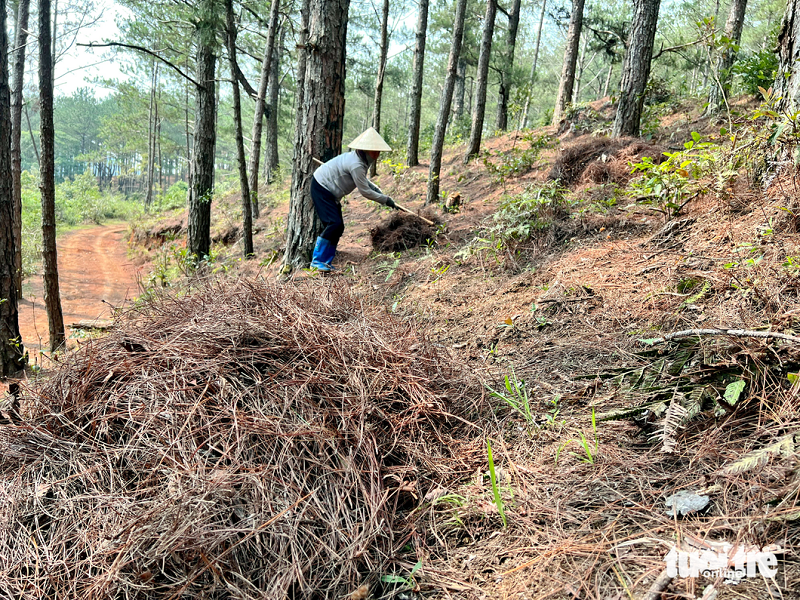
left=226, top=0, right=253, bottom=257
left=552, top=0, right=585, bottom=124
left=145, top=60, right=158, bottom=210
left=707, top=0, right=748, bottom=114
left=425, top=0, right=468, bottom=205
left=453, top=57, right=467, bottom=122
left=406, top=0, right=429, bottom=167
left=11, top=0, right=29, bottom=302
left=464, top=0, right=497, bottom=162
left=602, top=62, right=613, bottom=97
left=282, top=0, right=350, bottom=270
left=185, top=55, right=192, bottom=205
left=495, top=0, right=521, bottom=131
left=573, top=33, right=589, bottom=103
left=265, top=24, right=284, bottom=184
left=1, top=0, right=25, bottom=376
left=248, top=0, right=281, bottom=219
left=520, top=0, right=546, bottom=129
left=775, top=0, right=800, bottom=111
left=611, top=0, right=660, bottom=137
left=188, top=0, right=220, bottom=259
left=39, top=0, right=65, bottom=351
left=370, top=0, right=390, bottom=177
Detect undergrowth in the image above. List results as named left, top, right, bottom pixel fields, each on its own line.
left=455, top=181, right=570, bottom=266
left=481, top=132, right=555, bottom=184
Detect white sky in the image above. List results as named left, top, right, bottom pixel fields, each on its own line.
left=53, top=0, right=129, bottom=97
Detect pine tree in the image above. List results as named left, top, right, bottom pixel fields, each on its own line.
left=39, top=0, right=66, bottom=351
left=464, top=0, right=497, bottom=162
left=520, top=0, right=546, bottom=129
left=707, top=0, right=748, bottom=115
left=248, top=0, right=281, bottom=218
left=425, top=0, right=468, bottom=205
left=612, top=0, right=661, bottom=137
left=495, top=0, right=521, bottom=131
left=226, top=0, right=253, bottom=257
left=282, top=0, right=350, bottom=270
left=10, top=0, right=30, bottom=302
left=553, top=0, right=586, bottom=124
left=1, top=0, right=25, bottom=376
left=774, top=0, right=799, bottom=111
left=188, top=0, right=222, bottom=259
left=406, top=0, right=429, bottom=167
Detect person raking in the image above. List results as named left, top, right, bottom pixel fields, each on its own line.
left=310, top=127, right=399, bottom=271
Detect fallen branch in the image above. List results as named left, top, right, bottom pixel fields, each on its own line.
left=69, top=320, right=113, bottom=331
left=641, top=569, right=672, bottom=600
left=641, top=329, right=800, bottom=345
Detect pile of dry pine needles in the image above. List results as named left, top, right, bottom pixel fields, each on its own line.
left=0, top=280, right=486, bottom=599
left=371, top=210, right=441, bottom=252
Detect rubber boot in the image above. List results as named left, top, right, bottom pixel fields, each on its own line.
left=310, top=236, right=336, bottom=271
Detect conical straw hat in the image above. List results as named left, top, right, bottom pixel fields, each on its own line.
left=348, top=127, right=392, bottom=152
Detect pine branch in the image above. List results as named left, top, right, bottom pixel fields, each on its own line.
left=77, top=42, right=201, bottom=88
left=231, top=54, right=258, bottom=98
left=642, top=329, right=800, bottom=345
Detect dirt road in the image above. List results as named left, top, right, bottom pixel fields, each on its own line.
left=18, top=224, right=140, bottom=355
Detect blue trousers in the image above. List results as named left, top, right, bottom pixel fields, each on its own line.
left=311, top=178, right=345, bottom=245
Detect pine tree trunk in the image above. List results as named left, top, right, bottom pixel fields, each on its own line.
left=520, top=0, right=546, bottom=129
left=464, top=0, right=497, bottom=162
left=265, top=24, right=284, bottom=184
left=1, top=0, right=24, bottom=376
left=775, top=0, right=800, bottom=111
left=145, top=60, right=158, bottom=210
left=611, top=0, right=660, bottom=137
left=406, top=0, right=429, bottom=167
left=38, top=0, right=65, bottom=351
left=552, top=0, right=585, bottom=124
left=185, top=55, right=192, bottom=205
left=495, top=0, right=521, bottom=131
left=425, top=0, right=468, bottom=205
left=248, top=0, right=281, bottom=219
left=188, top=0, right=220, bottom=259
left=282, top=0, right=350, bottom=270
left=11, top=0, right=29, bottom=302
left=453, top=57, right=467, bottom=122
left=603, top=62, right=613, bottom=97
left=370, top=0, right=390, bottom=177
left=226, top=0, right=253, bottom=257
left=707, top=0, right=748, bottom=114
left=573, top=33, right=589, bottom=103
left=157, top=99, right=163, bottom=193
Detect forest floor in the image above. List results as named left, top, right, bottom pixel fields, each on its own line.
left=7, top=97, right=800, bottom=599
left=16, top=224, right=141, bottom=360
left=224, top=98, right=798, bottom=598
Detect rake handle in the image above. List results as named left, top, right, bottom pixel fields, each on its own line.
left=394, top=202, right=435, bottom=226
left=311, top=157, right=435, bottom=226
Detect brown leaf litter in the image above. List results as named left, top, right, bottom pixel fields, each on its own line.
left=0, top=279, right=488, bottom=599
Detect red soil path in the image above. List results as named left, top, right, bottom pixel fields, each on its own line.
left=17, top=224, right=140, bottom=356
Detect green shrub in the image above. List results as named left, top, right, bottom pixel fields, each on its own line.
left=159, top=181, right=188, bottom=211
left=629, top=132, right=715, bottom=220
left=490, top=180, right=571, bottom=241
left=481, top=132, right=555, bottom=184
left=456, top=181, right=571, bottom=264
left=733, top=48, right=779, bottom=97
